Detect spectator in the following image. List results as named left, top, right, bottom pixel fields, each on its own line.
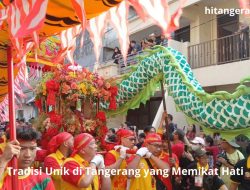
left=168, top=113, right=177, bottom=135
left=205, top=135, right=220, bottom=168
left=128, top=40, right=141, bottom=55
left=180, top=136, right=205, bottom=178
left=128, top=43, right=134, bottom=55
left=185, top=149, right=228, bottom=190
left=124, top=121, right=136, bottom=132
left=230, top=142, right=250, bottom=190
left=19, top=118, right=25, bottom=126
left=186, top=125, right=196, bottom=140
left=217, top=138, right=244, bottom=188
left=199, top=129, right=206, bottom=138
left=180, top=144, right=196, bottom=190
left=147, top=33, right=157, bottom=47
left=141, top=38, right=149, bottom=50
left=106, top=128, right=117, bottom=142
left=136, top=133, right=146, bottom=149
left=112, top=47, right=121, bottom=64
left=101, top=128, right=118, bottom=151
left=147, top=39, right=155, bottom=48
left=214, top=133, right=221, bottom=145
left=160, top=34, right=168, bottom=46
left=190, top=137, right=205, bottom=151
left=144, top=125, right=156, bottom=135
left=172, top=129, right=185, bottom=160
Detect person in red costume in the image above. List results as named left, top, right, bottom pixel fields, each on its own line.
left=104, top=129, right=136, bottom=190
left=61, top=133, right=110, bottom=190
left=44, top=132, right=74, bottom=190
left=127, top=133, right=171, bottom=190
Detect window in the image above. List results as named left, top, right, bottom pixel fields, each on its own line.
left=217, top=14, right=239, bottom=37
left=174, top=25, right=190, bottom=42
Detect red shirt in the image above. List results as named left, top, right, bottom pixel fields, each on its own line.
left=0, top=170, right=55, bottom=190
left=172, top=141, right=184, bottom=160
left=162, top=151, right=179, bottom=168
left=61, top=154, right=99, bottom=190
left=101, top=138, right=117, bottom=151
left=104, top=152, right=117, bottom=166
left=44, top=150, right=66, bottom=190
left=205, top=146, right=220, bottom=167
left=104, top=150, right=128, bottom=190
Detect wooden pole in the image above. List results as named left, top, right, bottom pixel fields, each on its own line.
left=160, top=80, right=172, bottom=157
left=96, top=98, right=100, bottom=113
left=7, top=46, right=18, bottom=190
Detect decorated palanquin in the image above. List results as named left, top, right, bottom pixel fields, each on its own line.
left=33, top=64, right=118, bottom=150
left=27, top=36, right=62, bottom=65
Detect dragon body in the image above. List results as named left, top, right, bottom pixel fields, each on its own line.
left=110, top=46, right=250, bottom=138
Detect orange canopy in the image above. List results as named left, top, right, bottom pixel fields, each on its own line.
left=0, top=0, right=123, bottom=104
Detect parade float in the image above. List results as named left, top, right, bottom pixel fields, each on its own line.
left=32, top=63, right=118, bottom=149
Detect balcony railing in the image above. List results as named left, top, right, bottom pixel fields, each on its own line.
left=102, top=33, right=250, bottom=76
left=188, top=32, right=250, bottom=69
left=116, top=42, right=169, bottom=74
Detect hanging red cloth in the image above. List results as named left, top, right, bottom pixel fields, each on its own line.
left=46, top=80, right=59, bottom=106
left=48, top=111, right=62, bottom=126
left=34, top=99, right=42, bottom=112
left=109, top=86, right=118, bottom=110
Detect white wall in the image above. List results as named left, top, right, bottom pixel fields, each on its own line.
left=193, top=60, right=250, bottom=87
left=97, top=61, right=119, bottom=79
left=107, top=114, right=126, bottom=129
left=16, top=104, right=37, bottom=122
left=168, top=40, right=189, bottom=57
left=152, top=91, right=188, bottom=131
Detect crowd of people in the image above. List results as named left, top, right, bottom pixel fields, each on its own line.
left=112, top=33, right=168, bottom=65
left=0, top=112, right=249, bottom=190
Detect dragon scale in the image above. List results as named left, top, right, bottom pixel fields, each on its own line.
left=113, top=47, right=250, bottom=138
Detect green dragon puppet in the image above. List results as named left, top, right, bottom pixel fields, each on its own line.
left=108, top=46, right=250, bottom=139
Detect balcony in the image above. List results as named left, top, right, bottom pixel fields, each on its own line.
left=98, top=40, right=188, bottom=78
left=98, top=32, right=250, bottom=83
left=188, top=32, right=250, bottom=69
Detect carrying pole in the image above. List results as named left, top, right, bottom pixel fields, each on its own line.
left=160, top=80, right=172, bottom=157
left=7, top=46, right=19, bottom=190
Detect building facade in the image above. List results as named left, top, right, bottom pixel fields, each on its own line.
left=74, top=0, right=250, bottom=131
left=20, top=0, right=250, bottom=133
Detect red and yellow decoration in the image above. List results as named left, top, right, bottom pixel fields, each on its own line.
left=33, top=63, right=117, bottom=149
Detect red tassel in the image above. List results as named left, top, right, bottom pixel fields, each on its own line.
left=46, top=80, right=60, bottom=106
left=109, top=86, right=118, bottom=110
left=35, top=99, right=42, bottom=112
